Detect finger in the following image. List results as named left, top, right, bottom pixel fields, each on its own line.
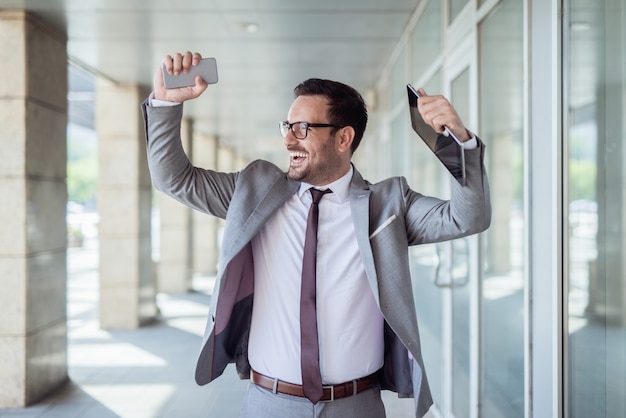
left=192, top=52, right=202, bottom=66
left=429, top=107, right=468, bottom=139
left=154, top=58, right=169, bottom=99
left=430, top=114, right=448, bottom=134
left=153, top=65, right=165, bottom=93
left=192, top=75, right=209, bottom=95
left=417, top=88, right=428, bottom=97
left=194, top=75, right=208, bottom=90
left=420, top=95, right=450, bottom=120
left=173, top=52, right=183, bottom=75
left=181, top=51, right=193, bottom=73
left=162, top=54, right=174, bottom=75
left=421, top=102, right=450, bottom=132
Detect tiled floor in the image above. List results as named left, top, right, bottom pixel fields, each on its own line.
left=0, top=238, right=249, bottom=418
left=0, top=238, right=416, bottom=417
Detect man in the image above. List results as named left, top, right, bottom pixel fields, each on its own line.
left=142, top=51, right=491, bottom=418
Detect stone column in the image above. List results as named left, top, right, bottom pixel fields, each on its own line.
left=156, top=118, right=193, bottom=293
left=192, top=132, right=218, bottom=276
left=211, top=145, right=236, bottom=273
left=217, top=145, right=236, bottom=171
left=236, top=155, right=248, bottom=171
left=96, top=80, right=156, bottom=329
left=0, top=11, right=68, bottom=407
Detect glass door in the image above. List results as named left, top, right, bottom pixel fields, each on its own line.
left=410, top=41, right=478, bottom=418
left=477, top=0, right=526, bottom=416
left=408, top=2, right=526, bottom=416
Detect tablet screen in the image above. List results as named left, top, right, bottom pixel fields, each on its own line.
left=407, top=84, right=466, bottom=185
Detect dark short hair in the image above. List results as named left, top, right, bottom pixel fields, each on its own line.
left=294, top=78, right=368, bottom=153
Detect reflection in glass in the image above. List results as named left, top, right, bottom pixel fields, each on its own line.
left=478, top=0, right=525, bottom=416
left=567, top=1, right=626, bottom=417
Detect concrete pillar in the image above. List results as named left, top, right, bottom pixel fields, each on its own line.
left=96, top=80, right=156, bottom=329
left=211, top=145, right=236, bottom=271
left=218, top=145, right=236, bottom=171
left=0, top=11, right=68, bottom=407
left=192, top=133, right=219, bottom=276
left=157, top=118, right=193, bottom=293
left=236, top=155, right=248, bottom=171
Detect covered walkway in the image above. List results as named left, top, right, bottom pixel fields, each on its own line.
left=0, top=237, right=415, bottom=418
left=0, top=237, right=247, bottom=418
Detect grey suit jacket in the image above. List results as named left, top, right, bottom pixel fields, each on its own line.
left=142, top=100, right=491, bottom=417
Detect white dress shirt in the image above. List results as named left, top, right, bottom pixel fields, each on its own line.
left=248, top=166, right=385, bottom=385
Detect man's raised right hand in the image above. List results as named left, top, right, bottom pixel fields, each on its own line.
left=153, top=51, right=209, bottom=102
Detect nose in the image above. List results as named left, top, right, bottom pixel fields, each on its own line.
left=283, top=129, right=298, bottom=147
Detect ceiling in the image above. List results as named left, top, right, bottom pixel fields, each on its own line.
left=1, top=0, right=420, bottom=164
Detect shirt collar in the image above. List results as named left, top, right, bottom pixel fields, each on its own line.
left=297, top=165, right=353, bottom=203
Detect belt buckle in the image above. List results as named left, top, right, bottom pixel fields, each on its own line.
left=321, top=385, right=335, bottom=402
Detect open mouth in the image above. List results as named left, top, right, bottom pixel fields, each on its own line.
left=290, top=151, right=308, bottom=165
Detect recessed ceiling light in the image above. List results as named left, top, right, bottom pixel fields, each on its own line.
left=231, top=22, right=259, bottom=33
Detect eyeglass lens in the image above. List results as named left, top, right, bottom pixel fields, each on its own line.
left=280, top=121, right=308, bottom=139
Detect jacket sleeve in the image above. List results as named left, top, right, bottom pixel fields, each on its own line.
left=141, top=99, right=236, bottom=219
left=404, top=138, right=491, bottom=245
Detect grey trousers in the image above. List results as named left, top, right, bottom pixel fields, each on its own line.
left=240, top=383, right=386, bottom=418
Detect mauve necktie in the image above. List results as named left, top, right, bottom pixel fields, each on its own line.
left=300, top=187, right=332, bottom=403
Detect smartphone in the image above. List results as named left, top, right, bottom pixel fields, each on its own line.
left=407, top=84, right=463, bottom=146
left=161, top=57, right=218, bottom=89
left=407, top=83, right=466, bottom=185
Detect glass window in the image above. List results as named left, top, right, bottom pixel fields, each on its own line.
left=566, top=1, right=626, bottom=417
left=390, top=110, right=409, bottom=177
left=449, top=0, right=469, bottom=23
left=478, top=0, right=525, bottom=416
left=412, top=0, right=442, bottom=78
left=391, top=46, right=407, bottom=106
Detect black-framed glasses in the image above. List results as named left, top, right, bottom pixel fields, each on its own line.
left=279, top=120, right=344, bottom=140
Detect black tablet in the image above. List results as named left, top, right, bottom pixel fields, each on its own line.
left=407, top=84, right=466, bottom=185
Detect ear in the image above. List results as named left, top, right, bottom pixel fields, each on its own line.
left=336, top=126, right=355, bottom=153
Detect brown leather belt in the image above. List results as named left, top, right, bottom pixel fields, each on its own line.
left=250, top=369, right=378, bottom=402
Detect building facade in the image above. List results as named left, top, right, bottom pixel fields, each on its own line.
left=353, top=0, right=625, bottom=416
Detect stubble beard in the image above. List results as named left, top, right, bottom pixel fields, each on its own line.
left=287, top=141, right=342, bottom=186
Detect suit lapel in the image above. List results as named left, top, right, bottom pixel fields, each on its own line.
left=349, top=169, right=380, bottom=306
left=221, top=174, right=300, bottom=264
